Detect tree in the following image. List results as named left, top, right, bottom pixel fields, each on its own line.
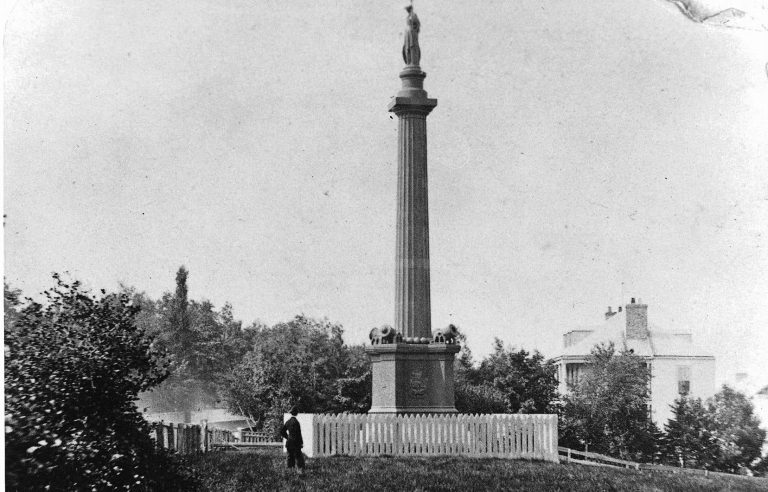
left=454, top=337, right=558, bottom=414
left=329, top=344, right=372, bottom=414
left=451, top=332, right=501, bottom=413
left=131, top=268, right=255, bottom=413
left=662, top=396, right=720, bottom=469
left=474, top=339, right=559, bottom=414
left=4, top=275, right=194, bottom=490
left=661, top=386, right=767, bottom=473
left=559, top=343, right=657, bottom=461
left=159, top=266, right=193, bottom=364
left=707, top=385, right=766, bottom=473
left=224, top=316, right=369, bottom=436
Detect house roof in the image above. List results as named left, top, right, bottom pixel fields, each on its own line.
left=558, top=309, right=713, bottom=359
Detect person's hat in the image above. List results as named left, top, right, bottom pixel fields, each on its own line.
left=289, top=406, right=299, bottom=416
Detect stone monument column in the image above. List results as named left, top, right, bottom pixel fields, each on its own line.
left=391, top=67, right=437, bottom=340
left=366, top=7, right=459, bottom=415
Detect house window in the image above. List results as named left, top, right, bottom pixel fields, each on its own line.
left=677, top=366, right=691, bottom=395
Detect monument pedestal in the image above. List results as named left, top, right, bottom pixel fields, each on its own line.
left=366, top=343, right=460, bottom=414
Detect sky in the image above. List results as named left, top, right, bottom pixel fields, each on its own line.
left=4, top=1, right=768, bottom=387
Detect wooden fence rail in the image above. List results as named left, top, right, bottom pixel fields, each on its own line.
left=558, top=447, right=639, bottom=469
left=241, top=431, right=280, bottom=444
left=150, top=422, right=236, bottom=454
left=294, top=413, right=558, bottom=462
left=558, top=447, right=768, bottom=480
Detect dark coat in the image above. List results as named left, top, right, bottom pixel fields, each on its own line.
left=280, top=416, right=303, bottom=450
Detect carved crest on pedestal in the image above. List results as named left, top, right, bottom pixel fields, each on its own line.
left=409, top=370, right=426, bottom=397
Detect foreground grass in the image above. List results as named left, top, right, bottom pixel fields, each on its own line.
left=181, top=447, right=768, bottom=492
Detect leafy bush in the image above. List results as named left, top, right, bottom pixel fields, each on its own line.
left=4, top=276, right=197, bottom=491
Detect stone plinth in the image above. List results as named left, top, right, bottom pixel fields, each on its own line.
left=366, top=343, right=459, bottom=414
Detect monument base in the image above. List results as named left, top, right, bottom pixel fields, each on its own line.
left=365, top=343, right=460, bottom=414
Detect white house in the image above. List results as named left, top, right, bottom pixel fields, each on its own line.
left=552, top=298, right=716, bottom=427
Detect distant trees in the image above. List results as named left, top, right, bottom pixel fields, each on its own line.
left=662, top=387, right=767, bottom=473
left=455, top=337, right=558, bottom=414
left=4, top=276, right=194, bottom=491
left=332, top=344, right=373, bottom=414
left=129, top=266, right=256, bottom=412
left=661, top=396, right=720, bottom=469
left=559, top=343, right=660, bottom=461
left=707, top=386, right=767, bottom=473
left=120, top=266, right=371, bottom=423
left=556, top=341, right=766, bottom=474
left=224, top=316, right=370, bottom=436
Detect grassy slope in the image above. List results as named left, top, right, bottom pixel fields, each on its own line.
left=182, top=448, right=768, bottom=492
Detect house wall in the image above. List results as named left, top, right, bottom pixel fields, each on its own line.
left=650, top=357, right=716, bottom=427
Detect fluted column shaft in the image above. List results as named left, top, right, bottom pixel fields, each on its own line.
left=388, top=71, right=437, bottom=340
left=394, top=111, right=431, bottom=339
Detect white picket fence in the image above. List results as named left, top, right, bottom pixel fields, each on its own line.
left=295, top=413, right=557, bottom=462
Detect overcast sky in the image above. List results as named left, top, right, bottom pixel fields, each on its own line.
left=4, top=0, right=768, bottom=387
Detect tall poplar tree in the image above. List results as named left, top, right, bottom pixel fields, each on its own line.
left=169, top=266, right=193, bottom=361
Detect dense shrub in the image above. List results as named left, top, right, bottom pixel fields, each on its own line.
left=4, top=276, right=197, bottom=491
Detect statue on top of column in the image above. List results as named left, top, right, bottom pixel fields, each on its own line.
left=402, top=4, right=421, bottom=66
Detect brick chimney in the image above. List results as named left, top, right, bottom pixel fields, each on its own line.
left=605, top=306, right=617, bottom=320
left=625, top=298, right=649, bottom=339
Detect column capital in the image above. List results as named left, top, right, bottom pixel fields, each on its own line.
left=388, top=97, right=438, bottom=116
left=389, top=66, right=437, bottom=116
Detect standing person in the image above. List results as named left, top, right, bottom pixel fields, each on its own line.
left=280, top=406, right=305, bottom=474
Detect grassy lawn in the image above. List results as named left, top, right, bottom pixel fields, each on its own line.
left=181, top=448, right=768, bottom=491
